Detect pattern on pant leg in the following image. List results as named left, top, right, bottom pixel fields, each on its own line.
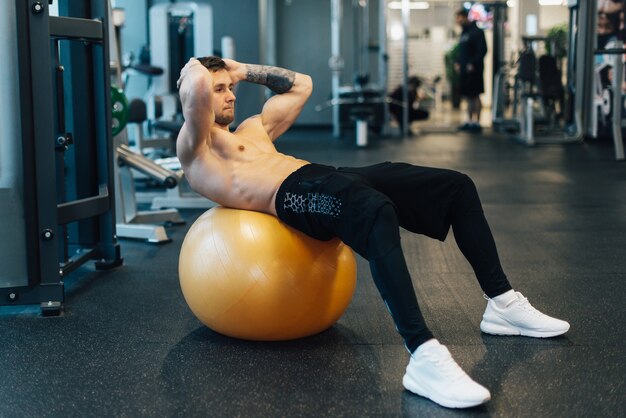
left=283, top=192, right=342, bottom=217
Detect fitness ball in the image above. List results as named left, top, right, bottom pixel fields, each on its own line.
left=178, top=207, right=357, bottom=341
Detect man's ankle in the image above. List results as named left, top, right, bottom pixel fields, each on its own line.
left=414, top=338, right=439, bottom=355
left=491, top=289, right=517, bottom=308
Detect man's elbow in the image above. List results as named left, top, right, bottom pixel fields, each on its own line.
left=181, top=75, right=210, bottom=105
left=191, top=74, right=212, bottom=96
left=298, top=74, right=313, bottom=98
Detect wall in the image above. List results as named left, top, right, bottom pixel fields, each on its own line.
left=386, top=3, right=459, bottom=88
left=510, top=1, right=570, bottom=51
left=539, top=4, right=569, bottom=31
left=276, top=0, right=386, bottom=126
left=277, top=0, right=333, bottom=125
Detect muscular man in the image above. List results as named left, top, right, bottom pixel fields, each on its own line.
left=176, top=56, right=570, bottom=409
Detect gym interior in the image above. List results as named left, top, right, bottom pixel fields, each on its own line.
left=1, top=0, right=624, bottom=416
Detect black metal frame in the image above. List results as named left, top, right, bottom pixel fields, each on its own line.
left=5, top=0, right=122, bottom=315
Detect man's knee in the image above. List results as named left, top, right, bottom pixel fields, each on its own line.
left=374, top=203, right=398, bottom=228
left=454, top=173, right=482, bottom=212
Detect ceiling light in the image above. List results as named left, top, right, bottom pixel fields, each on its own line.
left=388, top=1, right=430, bottom=10
left=538, top=0, right=566, bottom=5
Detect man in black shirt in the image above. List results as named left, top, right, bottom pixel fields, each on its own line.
left=454, top=8, right=487, bottom=133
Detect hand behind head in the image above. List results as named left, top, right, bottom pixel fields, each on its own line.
left=222, top=58, right=246, bottom=85
left=177, top=57, right=203, bottom=89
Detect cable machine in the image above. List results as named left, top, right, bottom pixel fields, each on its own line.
left=1, top=0, right=122, bottom=315
left=322, top=0, right=388, bottom=147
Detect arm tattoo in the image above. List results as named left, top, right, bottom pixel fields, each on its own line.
left=245, top=64, right=296, bottom=94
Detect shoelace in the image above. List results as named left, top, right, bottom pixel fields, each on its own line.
left=513, top=293, right=545, bottom=317
left=485, top=293, right=544, bottom=317
left=424, top=349, right=467, bottom=381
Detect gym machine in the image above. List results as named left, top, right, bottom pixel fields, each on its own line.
left=589, top=0, right=626, bottom=161
left=318, top=0, right=389, bottom=147
left=494, top=0, right=585, bottom=146
left=490, top=1, right=519, bottom=131
left=593, top=44, right=626, bottom=160
left=119, top=1, right=216, bottom=211
left=149, top=2, right=213, bottom=121
left=110, top=6, right=185, bottom=243
left=1, top=0, right=123, bottom=315
left=515, top=35, right=574, bottom=145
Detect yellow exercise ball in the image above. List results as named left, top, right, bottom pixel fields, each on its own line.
left=178, top=207, right=357, bottom=341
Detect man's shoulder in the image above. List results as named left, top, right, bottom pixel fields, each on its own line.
left=470, top=23, right=484, bottom=36
left=232, top=115, right=272, bottom=143
left=234, top=114, right=263, bottom=131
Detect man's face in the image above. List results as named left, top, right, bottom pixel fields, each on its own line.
left=211, top=69, right=236, bottom=126
left=455, top=14, right=467, bottom=27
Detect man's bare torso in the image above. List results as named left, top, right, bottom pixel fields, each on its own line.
left=179, top=116, right=309, bottom=216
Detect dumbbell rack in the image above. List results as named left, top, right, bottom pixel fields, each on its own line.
left=4, top=0, right=122, bottom=315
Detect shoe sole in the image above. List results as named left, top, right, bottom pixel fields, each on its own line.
left=480, top=319, right=570, bottom=338
left=402, top=373, right=491, bottom=409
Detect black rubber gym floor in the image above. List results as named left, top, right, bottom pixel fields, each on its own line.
left=1, top=127, right=624, bottom=417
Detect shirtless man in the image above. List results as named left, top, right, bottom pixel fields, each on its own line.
left=176, top=56, right=570, bottom=409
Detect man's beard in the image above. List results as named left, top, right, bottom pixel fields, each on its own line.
left=215, top=112, right=234, bottom=126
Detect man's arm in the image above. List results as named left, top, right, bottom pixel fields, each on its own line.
left=176, top=58, right=214, bottom=166
left=224, top=59, right=312, bottom=141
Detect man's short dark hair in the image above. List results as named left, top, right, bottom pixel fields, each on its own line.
left=197, top=56, right=226, bottom=72
left=456, top=8, right=468, bottom=18
left=408, top=76, right=421, bottom=88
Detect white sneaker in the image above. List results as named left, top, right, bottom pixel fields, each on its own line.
left=480, top=292, right=570, bottom=338
left=402, top=339, right=491, bottom=408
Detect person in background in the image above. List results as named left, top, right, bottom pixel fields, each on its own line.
left=388, top=76, right=429, bottom=135
left=454, top=8, right=487, bottom=134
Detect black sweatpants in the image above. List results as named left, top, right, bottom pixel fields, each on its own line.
left=275, top=162, right=512, bottom=353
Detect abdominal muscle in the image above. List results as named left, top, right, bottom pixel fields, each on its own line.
left=193, top=127, right=310, bottom=216
left=222, top=152, right=309, bottom=215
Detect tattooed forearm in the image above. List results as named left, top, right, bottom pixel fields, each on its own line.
left=245, top=64, right=296, bottom=94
